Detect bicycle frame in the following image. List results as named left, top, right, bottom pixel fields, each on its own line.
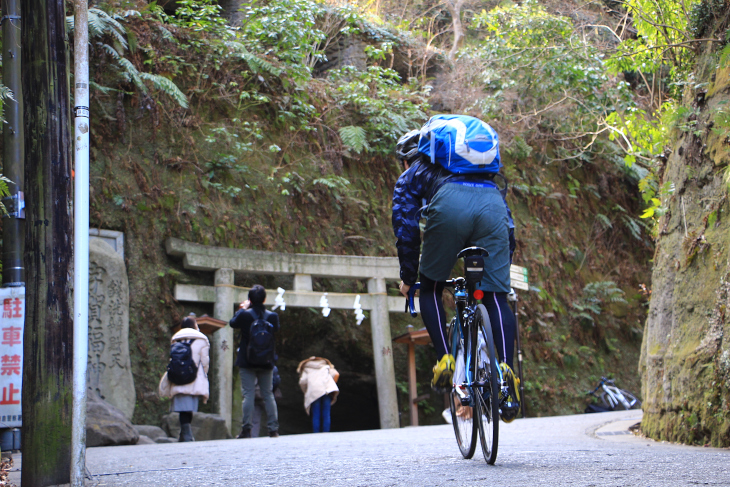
left=588, top=377, right=639, bottom=411
left=602, top=384, right=633, bottom=410
left=450, top=277, right=504, bottom=399
left=406, top=275, right=506, bottom=398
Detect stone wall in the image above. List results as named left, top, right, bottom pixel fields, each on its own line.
left=640, top=62, right=730, bottom=446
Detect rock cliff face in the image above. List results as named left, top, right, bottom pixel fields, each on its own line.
left=640, top=61, right=730, bottom=446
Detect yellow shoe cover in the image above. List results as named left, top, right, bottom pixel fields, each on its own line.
left=431, top=354, right=455, bottom=391
left=500, top=363, right=520, bottom=423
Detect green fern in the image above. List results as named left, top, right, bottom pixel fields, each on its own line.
left=67, top=8, right=129, bottom=50
left=139, top=72, right=189, bottom=109
left=157, top=25, right=177, bottom=44
left=0, top=175, right=11, bottom=216
left=88, top=81, right=120, bottom=95
left=68, top=9, right=188, bottom=109
left=225, top=41, right=283, bottom=77
left=312, top=175, right=351, bottom=190
left=339, top=126, right=369, bottom=154
left=596, top=213, right=613, bottom=230
left=571, top=280, right=626, bottom=323
left=0, top=83, right=15, bottom=110
left=621, top=215, right=645, bottom=241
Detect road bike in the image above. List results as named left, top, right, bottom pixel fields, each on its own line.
left=407, top=247, right=506, bottom=464
left=587, top=377, right=641, bottom=411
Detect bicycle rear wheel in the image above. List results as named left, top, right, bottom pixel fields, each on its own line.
left=449, top=318, right=477, bottom=459
left=474, top=304, right=499, bottom=464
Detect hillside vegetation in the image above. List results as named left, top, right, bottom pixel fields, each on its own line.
left=4, top=0, right=685, bottom=431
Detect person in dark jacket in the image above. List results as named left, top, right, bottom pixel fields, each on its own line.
left=391, top=128, right=520, bottom=421
left=229, top=284, right=280, bottom=438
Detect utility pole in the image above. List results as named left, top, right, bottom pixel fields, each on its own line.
left=21, top=0, right=74, bottom=484
left=71, top=0, right=90, bottom=484
left=2, top=0, right=25, bottom=285
left=0, top=0, right=26, bottom=458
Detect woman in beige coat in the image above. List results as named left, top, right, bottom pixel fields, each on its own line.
left=159, top=316, right=210, bottom=442
left=297, top=356, right=339, bottom=433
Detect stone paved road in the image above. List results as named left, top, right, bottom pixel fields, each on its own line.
left=9, top=410, right=730, bottom=486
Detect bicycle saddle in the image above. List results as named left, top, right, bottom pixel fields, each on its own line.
left=457, top=247, right=490, bottom=259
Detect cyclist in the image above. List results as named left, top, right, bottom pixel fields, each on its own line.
left=391, top=127, right=520, bottom=420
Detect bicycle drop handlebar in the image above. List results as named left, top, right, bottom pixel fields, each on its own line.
left=406, top=279, right=462, bottom=317
left=406, top=247, right=488, bottom=317
left=405, top=283, right=420, bottom=317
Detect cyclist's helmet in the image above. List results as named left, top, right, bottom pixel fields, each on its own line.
left=395, top=129, right=421, bottom=165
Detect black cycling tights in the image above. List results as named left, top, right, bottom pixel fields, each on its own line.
left=418, top=277, right=449, bottom=358
left=482, top=291, right=516, bottom=369
left=419, top=274, right=516, bottom=368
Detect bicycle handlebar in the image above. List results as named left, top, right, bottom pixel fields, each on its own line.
left=586, top=376, right=616, bottom=395
left=406, top=283, right=420, bottom=317
left=405, top=279, right=460, bottom=317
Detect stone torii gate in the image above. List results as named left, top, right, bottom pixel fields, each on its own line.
left=166, top=238, right=416, bottom=431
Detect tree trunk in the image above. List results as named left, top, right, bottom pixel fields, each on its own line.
left=445, top=0, right=465, bottom=61
left=219, top=0, right=246, bottom=26
left=21, top=0, right=74, bottom=484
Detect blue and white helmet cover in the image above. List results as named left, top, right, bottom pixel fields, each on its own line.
left=417, top=114, right=501, bottom=174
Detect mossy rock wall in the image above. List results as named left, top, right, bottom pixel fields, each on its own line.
left=640, top=59, right=730, bottom=446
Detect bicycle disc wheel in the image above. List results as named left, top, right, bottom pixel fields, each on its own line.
left=474, top=304, right=499, bottom=464
left=449, top=319, right=477, bottom=459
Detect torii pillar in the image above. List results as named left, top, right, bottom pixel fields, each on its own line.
left=212, top=268, right=235, bottom=432
left=368, top=277, right=398, bottom=428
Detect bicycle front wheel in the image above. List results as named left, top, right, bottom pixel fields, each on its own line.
left=474, top=304, right=499, bottom=464
left=449, top=318, right=477, bottom=459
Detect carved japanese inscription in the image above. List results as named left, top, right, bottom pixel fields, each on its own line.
left=88, top=238, right=135, bottom=419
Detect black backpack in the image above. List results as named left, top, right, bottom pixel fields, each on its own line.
left=246, top=310, right=276, bottom=367
left=167, top=339, right=198, bottom=385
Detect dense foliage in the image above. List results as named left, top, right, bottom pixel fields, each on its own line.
left=10, top=0, right=727, bottom=427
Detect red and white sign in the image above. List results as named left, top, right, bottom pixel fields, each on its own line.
left=0, top=287, right=23, bottom=427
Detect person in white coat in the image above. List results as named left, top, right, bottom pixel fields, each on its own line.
left=159, top=316, right=210, bottom=442
left=297, top=356, right=339, bottom=433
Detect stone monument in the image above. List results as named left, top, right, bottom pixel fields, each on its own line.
left=87, top=238, right=136, bottom=419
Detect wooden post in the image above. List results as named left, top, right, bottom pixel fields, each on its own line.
left=21, top=0, right=74, bottom=484
left=407, top=340, right=418, bottom=426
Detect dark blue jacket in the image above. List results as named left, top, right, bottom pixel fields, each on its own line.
left=392, top=160, right=515, bottom=286
left=229, top=305, right=280, bottom=369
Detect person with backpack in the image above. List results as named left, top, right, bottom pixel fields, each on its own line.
left=297, top=356, right=339, bottom=433
left=229, top=284, right=280, bottom=438
left=391, top=115, right=520, bottom=422
left=158, top=315, right=210, bottom=441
